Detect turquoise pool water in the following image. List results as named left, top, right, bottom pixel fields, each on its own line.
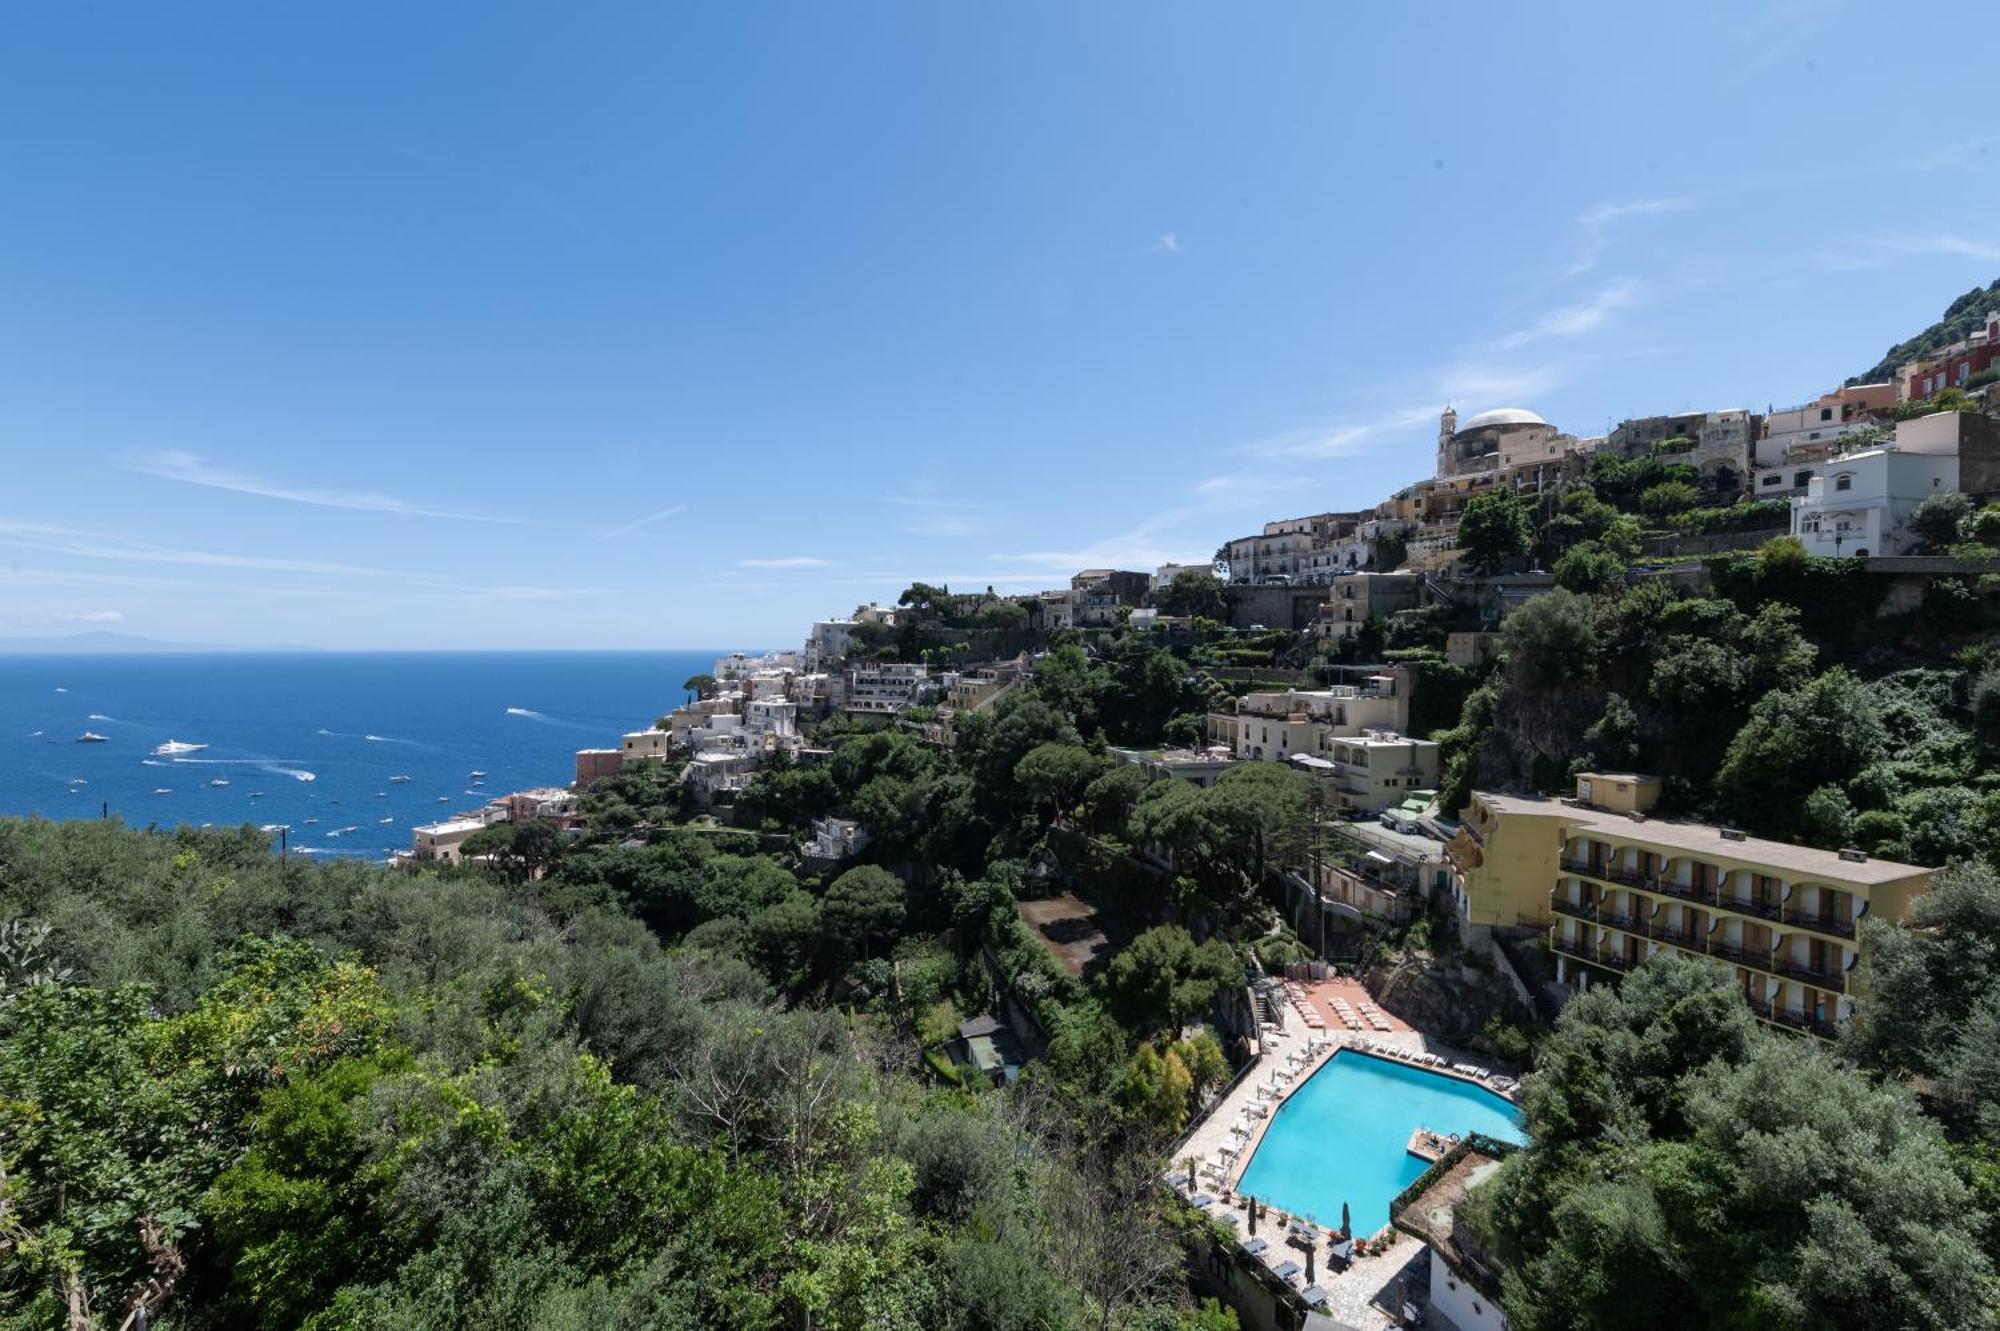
left=1233, top=1050, right=1525, bottom=1235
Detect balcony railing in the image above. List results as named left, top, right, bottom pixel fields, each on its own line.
left=1781, top=908, right=1857, bottom=940
left=1710, top=941, right=1775, bottom=974
left=1550, top=898, right=1597, bottom=923
left=1550, top=934, right=1598, bottom=967
left=1596, top=947, right=1637, bottom=973
left=1717, top=895, right=1783, bottom=923
left=1600, top=911, right=1644, bottom=936
left=1558, top=856, right=1605, bottom=878
left=1761, top=1005, right=1841, bottom=1041
left=1650, top=925, right=1709, bottom=954
left=1770, top=956, right=1848, bottom=992
left=1743, top=991, right=1773, bottom=1019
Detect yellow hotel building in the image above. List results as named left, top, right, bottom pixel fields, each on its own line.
left=1446, top=773, right=1933, bottom=1040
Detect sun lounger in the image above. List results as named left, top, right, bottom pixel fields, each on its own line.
left=1242, top=1237, right=1270, bottom=1255
left=1273, top=1259, right=1302, bottom=1281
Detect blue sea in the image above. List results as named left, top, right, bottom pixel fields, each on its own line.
left=0, top=651, right=724, bottom=858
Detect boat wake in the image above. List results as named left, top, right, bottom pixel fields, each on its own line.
left=167, top=756, right=317, bottom=782
left=87, top=713, right=117, bottom=723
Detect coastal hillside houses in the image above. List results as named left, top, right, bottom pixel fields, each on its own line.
left=1445, top=772, right=1935, bottom=1042
left=843, top=662, right=935, bottom=715
left=1206, top=672, right=1438, bottom=814
left=1314, top=570, right=1422, bottom=642
left=1784, top=408, right=1999, bottom=557
left=1151, top=561, right=1214, bottom=592
left=1754, top=383, right=1898, bottom=495
left=1606, top=408, right=1759, bottom=494
left=1899, top=308, right=2000, bottom=400
left=805, top=603, right=898, bottom=671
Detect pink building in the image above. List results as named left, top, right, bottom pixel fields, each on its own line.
left=574, top=748, right=623, bottom=787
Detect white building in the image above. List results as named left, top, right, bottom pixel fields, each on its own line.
left=622, top=728, right=674, bottom=764
left=1790, top=445, right=1957, bottom=558
left=686, top=751, right=758, bottom=805
left=844, top=663, right=933, bottom=714
left=1289, top=730, right=1442, bottom=814
left=805, top=815, right=869, bottom=863
left=408, top=817, right=491, bottom=864
left=714, top=650, right=803, bottom=681
left=1150, top=562, right=1214, bottom=593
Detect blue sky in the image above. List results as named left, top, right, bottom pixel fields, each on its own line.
left=1, top=1, right=1993, bottom=649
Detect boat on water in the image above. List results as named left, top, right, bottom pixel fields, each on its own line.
left=437, top=795, right=450, bottom=802
left=209, top=778, right=230, bottom=788
left=77, top=732, right=108, bottom=743
left=249, top=791, right=264, bottom=799
left=390, top=774, right=412, bottom=784
left=152, top=739, right=208, bottom=756
left=153, top=787, right=171, bottom=795
left=303, top=817, right=320, bottom=825
left=378, top=816, right=394, bottom=824
left=469, top=770, right=488, bottom=779
left=68, top=778, right=86, bottom=786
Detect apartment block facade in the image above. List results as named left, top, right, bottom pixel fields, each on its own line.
left=1446, top=774, right=1932, bottom=1040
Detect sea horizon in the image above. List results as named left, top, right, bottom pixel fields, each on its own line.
left=0, top=648, right=734, bottom=854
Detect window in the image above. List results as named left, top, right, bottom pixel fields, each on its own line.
left=1820, top=408, right=1833, bottom=421
left=1835, top=474, right=1852, bottom=492
left=1794, top=471, right=1811, bottom=487
left=1762, top=473, right=1782, bottom=487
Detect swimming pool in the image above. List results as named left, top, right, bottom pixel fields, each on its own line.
left=1233, top=1049, right=1525, bottom=1236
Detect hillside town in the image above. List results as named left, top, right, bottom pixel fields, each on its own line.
left=367, top=293, right=2000, bottom=1330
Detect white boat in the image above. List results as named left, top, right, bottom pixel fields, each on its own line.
left=436, top=795, right=449, bottom=802
left=76, top=732, right=108, bottom=743
left=67, top=778, right=86, bottom=786
left=249, top=791, right=264, bottom=799
left=152, top=739, right=207, bottom=756
left=468, top=770, right=488, bottom=779
left=209, top=778, right=230, bottom=788
left=153, top=787, right=171, bottom=795
left=390, top=774, right=412, bottom=784
left=303, top=817, right=320, bottom=825
left=378, top=816, right=394, bottom=824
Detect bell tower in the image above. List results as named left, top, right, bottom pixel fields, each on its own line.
left=1436, top=406, right=1458, bottom=478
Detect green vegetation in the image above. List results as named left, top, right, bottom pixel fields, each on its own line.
left=1852, top=278, right=2000, bottom=384
left=1476, top=953, right=1995, bottom=1329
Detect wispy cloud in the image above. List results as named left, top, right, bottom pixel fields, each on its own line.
left=600, top=504, right=686, bottom=539
left=1570, top=196, right=1698, bottom=274
left=885, top=490, right=991, bottom=539
left=1154, top=232, right=1183, bottom=255
left=0, top=519, right=599, bottom=601
left=126, top=450, right=531, bottom=524
left=992, top=508, right=1208, bottom=574
left=738, top=556, right=833, bottom=569
left=1820, top=233, right=2000, bottom=270
left=1495, top=280, right=1641, bottom=351
left=1242, top=402, right=1442, bottom=462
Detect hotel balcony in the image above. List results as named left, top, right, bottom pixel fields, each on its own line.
left=1649, top=923, right=1709, bottom=954
left=1710, top=940, right=1774, bottom=974
left=1550, top=897, right=1597, bottom=924
left=1550, top=933, right=1599, bottom=968
left=1760, top=1005, right=1840, bottom=1042
left=1600, top=909, right=1645, bottom=936
left=1716, top=895, right=1784, bottom=924
left=1780, top=907, right=1857, bottom=940
left=1770, top=955, right=1848, bottom=993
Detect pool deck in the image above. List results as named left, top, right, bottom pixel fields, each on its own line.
left=1172, top=975, right=1520, bottom=1330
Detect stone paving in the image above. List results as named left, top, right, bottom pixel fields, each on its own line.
left=1172, top=975, right=1519, bottom=1330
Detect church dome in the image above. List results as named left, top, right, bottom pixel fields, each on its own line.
left=1457, top=407, right=1546, bottom=432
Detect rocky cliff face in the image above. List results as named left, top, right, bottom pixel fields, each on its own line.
left=1366, top=950, right=1537, bottom=1046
